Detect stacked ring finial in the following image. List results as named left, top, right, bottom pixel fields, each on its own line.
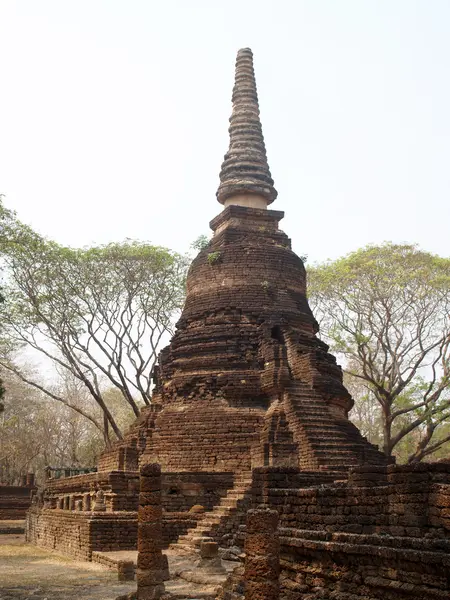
left=216, top=48, right=278, bottom=206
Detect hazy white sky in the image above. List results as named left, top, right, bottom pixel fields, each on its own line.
left=1, top=0, right=449, bottom=263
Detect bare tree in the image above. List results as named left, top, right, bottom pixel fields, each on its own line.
left=0, top=367, right=105, bottom=484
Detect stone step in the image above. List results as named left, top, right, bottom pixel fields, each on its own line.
left=319, top=458, right=361, bottom=466
left=211, top=507, right=234, bottom=516
left=202, top=509, right=236, bottom=523
left=172, top=477, right=250, bottom=552
left=312, top=445, right=362, bottom=455
left=178, top=528, right=212, bottom=541
left=314, top=452, right=362, bottom=461
left=218, top=499, right=239, bottom=508
left=308, top=440, right=367, bottom=448
left=226, top=488, right=250, bottom=496
left=221, top=496, right=245, bottom=505
left=226, top=488, right=249, bottom=497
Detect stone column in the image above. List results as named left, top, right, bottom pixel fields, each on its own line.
left=82, top=493, right=91, bottom=511
left=244, top=508, right=280, bottom=600
left=137, top=463, right=169, bottom=600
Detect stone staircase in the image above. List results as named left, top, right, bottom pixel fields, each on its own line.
left=284, top=381, right=388, bottom=471
left=169, top=473, right=252, bottom=553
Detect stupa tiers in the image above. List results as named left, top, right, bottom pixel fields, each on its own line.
left=29, top=47, right=391, bottom=558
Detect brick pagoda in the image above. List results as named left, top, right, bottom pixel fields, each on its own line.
left=30, top=46, right=430, bottom=567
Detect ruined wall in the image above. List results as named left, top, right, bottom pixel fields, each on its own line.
left=40, top=470, right=140, bottom=512
left=26, top=509, right=93, bottom=560
left=27, top=470, right=236, bottom=557
left=251, top=465, right=450, bottom=599
left=26, top=509, right=137, bottom=560
left=26, top=470, right=139, bottom=559
left=97, top=445, right=138, bottom=473
left=0, top=481, right=35, bottom=519
left=162, top=472, right=234, bottom=511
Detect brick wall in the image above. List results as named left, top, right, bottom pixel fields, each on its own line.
left=250, top=465, right=450, bottom=599
left=162, top=472, right=234, bottom=511
left=0, top=483, right=35, bottom=519
left=26, top=509, right=137, bottom=560
left=27, top=470, right=235, bottom=557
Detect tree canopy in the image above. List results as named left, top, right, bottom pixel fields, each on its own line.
left=307, top=243, right=450, bottom=462
left=0, top=198, right=188, bottom=445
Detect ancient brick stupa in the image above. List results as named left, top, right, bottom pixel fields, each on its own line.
left=146, top=47, right=387, bottom=475
left=28, top=48, right=388, bottom=560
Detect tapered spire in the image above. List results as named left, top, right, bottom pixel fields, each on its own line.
left=216, top=48, right=277, bottom=207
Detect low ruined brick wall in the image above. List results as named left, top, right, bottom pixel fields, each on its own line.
left=278, top=533, right=449, bottom=600
left=27, top=471, right=140, bottom=560
left=27, top=508, right=93, bottom=560
left=90, top=513, right=138, bottom=552
left=28, top=470, right=234, bottom=559
left=27, top=508, right=138, bottom=560
left=250, top=465, right=450, bottom=600
left=0, top=484, right=35, bottom=519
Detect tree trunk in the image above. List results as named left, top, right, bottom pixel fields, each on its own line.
left=382, top=405, right=392, bottom=456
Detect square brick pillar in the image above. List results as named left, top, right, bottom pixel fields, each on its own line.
left=136, top=463, right=169, bottom=600
left=244, top=508, right=280, bottom=600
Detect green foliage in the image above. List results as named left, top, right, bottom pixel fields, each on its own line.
left=190, top=234, right=210, bottom=252
left=207, top=251, right=222, bottom=265
left=308, top=243, right=450, bottom=462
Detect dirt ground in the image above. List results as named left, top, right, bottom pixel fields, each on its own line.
left=0, top=534, right=136, bottom=600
